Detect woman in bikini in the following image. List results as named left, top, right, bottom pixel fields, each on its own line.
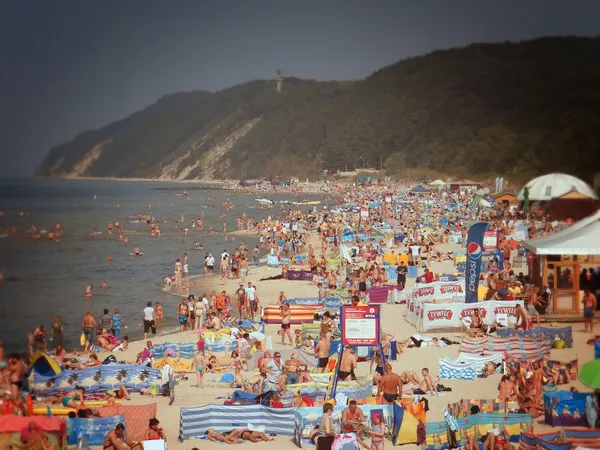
left=62, top=385, right=85, bottom=409
left=205, top=428, right=241, bottom=444
left=144, top=418, right=166, bottom=442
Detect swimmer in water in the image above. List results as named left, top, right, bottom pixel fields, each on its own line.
left=133, top=246, right=141, bottom=256
left=102, top=280, right=108, bottom=289
left=85, top=284, right=93, bottom=297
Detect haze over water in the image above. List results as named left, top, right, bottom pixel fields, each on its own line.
left=0, top=178, right=328, bottom=351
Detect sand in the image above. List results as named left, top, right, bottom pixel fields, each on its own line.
left=87, top=234, right=596, bottom=450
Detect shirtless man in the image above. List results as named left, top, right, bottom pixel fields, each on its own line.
left=177, top=299, right=189, bottom=331
left=82, top=311, right=97, bottom=352
left=338, top=347, right=357, bottom=381
left=341, top=400, right=369, bottom=449
left=377, top=363, right=402, bottom=404
left=413, top=367, right=437, bottom=395
left=8, top=354, right=24, bottom=404
left=526, top=287, right=541, bottom=327
left=515, top=304, right=530, bottom=330
left=583, top=288, right=597, bottom=333
left=497, top=375, right=517, bottom=400
left=205, top=313, right=222, bottom=331
left=358, top=268, right=367, bottom=297
left=103, top=423, right=139, bottom=450
left=85, top=283, right=93, bottom=297
left=315, top=333, right=331, bottom=373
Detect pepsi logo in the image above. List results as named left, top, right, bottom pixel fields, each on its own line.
left=467, top=242, right=482, bottom=260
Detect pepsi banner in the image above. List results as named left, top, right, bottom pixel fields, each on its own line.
left=465, top=222, right=489, bottom=303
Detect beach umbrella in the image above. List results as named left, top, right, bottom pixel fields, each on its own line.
left=523, top=186, right=530, bottom=213
left=578, top=359, right=600, bottom=389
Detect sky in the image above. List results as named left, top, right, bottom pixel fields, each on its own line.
left=1, top=0, right=599, bottom=177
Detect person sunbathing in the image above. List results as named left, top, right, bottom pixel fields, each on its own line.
left=205, top=428, right=241, bottom=444
left=230, top=428, right=274, bottom=442
left=516, top=386, right=544, bottom=417
left=399, top=370, right=421, bottom=385
left=97, top=333, right=121, bottom=352
left=497, top=375, right=517, bottom=400
left=105, top=386, right=131, bottom=402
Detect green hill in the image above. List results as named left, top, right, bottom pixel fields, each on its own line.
left=37, top=36, right=600, bottom=182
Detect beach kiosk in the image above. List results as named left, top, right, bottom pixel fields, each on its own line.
left=521, top=211, right=600, bottom=313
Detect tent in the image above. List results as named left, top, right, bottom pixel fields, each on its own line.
left=521, top=210, right=600, bottom=255
left=429, top=180, right=446, bottom=186
left=29, top=351, right=62, bottom=377
left=543, top=391, right=593, bottom=427
left=410, top=184, right=430, bottom=193
left=393, top=400, right=426, bottom=445
left=517, top=173, right=597, bottom=201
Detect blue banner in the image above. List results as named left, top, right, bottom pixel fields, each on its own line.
left=465, top=222, right=489, bottom=303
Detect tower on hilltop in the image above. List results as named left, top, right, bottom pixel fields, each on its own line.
left=275, top=66, right=283, bottom=93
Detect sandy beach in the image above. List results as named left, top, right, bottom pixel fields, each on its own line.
left=84, top=231, right=595, bottom=450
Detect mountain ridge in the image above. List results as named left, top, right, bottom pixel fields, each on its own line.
left=37, top=36, right=600, bottom=182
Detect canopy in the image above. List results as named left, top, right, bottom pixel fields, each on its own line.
left=521, top=211, right=600, bottom=255
left=410, top=184, right=430, bottom=193
left=429, top=179, right=446, bottom=186
left=517, top=173, right=597, bottom=201
left=29, top=351, right=62, bottom=377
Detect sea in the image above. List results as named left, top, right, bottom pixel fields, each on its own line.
left=0, top=177, right=330, bottom=351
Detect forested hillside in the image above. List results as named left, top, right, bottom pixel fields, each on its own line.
left=37, top=36, right=600, bottom=181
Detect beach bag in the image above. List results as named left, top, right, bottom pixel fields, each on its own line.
left=80, top=333, right=87, bottom=346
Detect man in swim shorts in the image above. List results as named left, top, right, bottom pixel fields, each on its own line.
left=377, top=363, right=402, bottom=404
left=315, top=332, right=330, bottom=373
left=177, top=299, right=189, bottom=331
left=82, top=311, right=97, bottom=352
left=338, top=347, right=357, bottom=381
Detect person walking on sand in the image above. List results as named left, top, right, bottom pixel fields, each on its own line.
left=281, top=303, right=293, bottom=345
left=220, top=255, right=229, bottom=284
left=192, top=350, right=205, bottom=388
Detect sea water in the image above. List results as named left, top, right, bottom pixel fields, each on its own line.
left=0, top=177, right=328, bottom=350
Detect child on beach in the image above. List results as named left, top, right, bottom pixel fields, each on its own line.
left=192, top=350, right=205, bottom=388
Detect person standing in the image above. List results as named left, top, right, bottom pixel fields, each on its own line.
left=317, top=403, right=335, bottom=450
left=50, top=316, right=64, bottom=350
left=192, top=350, right=205, bottom=389
left=82, top=311, right=97, bottom=352
left=111, top=308, right=126, bottom=340
left=281, top=304, right=293, bottom=345
left=583, top=288, right=597, bottom=333
left=142, top=302, right=156, bottom=339
left=396, top=261, right=407, bottom=288
left=245, top=282, right=257, bottom=321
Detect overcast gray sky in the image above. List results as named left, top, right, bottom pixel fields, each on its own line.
left=1, top=0, right=599, bottom=176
